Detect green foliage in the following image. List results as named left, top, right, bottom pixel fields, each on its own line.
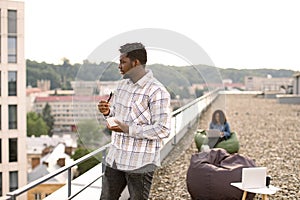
left=76, top=119, right=109, bottom=149
left=71, top=147, right=101, bottom=176
left=99, top=62, right=121, bottom=81
left=75, top=62, right=120, bottom=82
left=26, top=59, right=79, bottom=90
left=26, top=59, right=296, bottom=99
left=26, top=60, right=62, bottom=89
left=195, top=88, right=206, bottom=98
left=42, top=103, right=55, bottom=136
left=27, top=112, right=49, bottom=136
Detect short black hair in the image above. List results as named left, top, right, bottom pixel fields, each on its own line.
left=119, top=43, right=147, bottom=65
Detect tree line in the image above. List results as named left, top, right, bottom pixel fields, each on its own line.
left=27, top=59, right=295, bottom=85
left=27, top=59, right=295, bottom=99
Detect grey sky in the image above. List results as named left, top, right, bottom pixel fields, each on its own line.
left=23, top=0, right=300, bottom=71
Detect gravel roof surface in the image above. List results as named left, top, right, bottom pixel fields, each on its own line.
left=150, top=94, right=300, bottom=200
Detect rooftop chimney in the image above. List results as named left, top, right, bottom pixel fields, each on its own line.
left=57, top=158, right=66, bottom=167
left=31, top=157, right=40, bottom=169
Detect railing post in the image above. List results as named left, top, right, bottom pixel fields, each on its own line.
left=102, top=147, right=107, bottom=173
left=4, top=143, right=111, bottom=200
left=173, top=116, right=177, bottom=145
left=68, top=168, right=72, bottom=197
left=5, top=193, right=15, bottom=200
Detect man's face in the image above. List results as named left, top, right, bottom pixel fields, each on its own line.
left=119, top=54, right=135, bottom=75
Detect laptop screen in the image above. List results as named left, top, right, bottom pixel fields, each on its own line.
left=242, top=167, right=267, bottom=189
left=207, top=129, right=221, bottom=138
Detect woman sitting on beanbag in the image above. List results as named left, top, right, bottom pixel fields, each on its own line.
left=209, top=109, right=231, bottom=142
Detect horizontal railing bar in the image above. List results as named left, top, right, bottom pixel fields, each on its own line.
left=171, top=88, right=220, bottom=117
left=71, top=182, right=101, bottom=189
left=6, top=143, right=110, bottom=198
left=0, top=196, right=12, bottom=200
left=67, top=174, right=104, bottom=200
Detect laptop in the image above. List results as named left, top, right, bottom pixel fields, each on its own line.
left=242, top=167, right=267, bottom=189
left=206, top=129, right=221, bottom=148
left=207, top=129, right=221, bottom=138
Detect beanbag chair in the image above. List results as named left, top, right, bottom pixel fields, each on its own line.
left=194, top=129, right=207, bottom=150
left=194, top=130, right=240, bottom=154
left=215, top=132, right=240, bottom=154
left=186, top=148, right=256, bottom=200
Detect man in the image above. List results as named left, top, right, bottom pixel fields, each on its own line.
left=98, top=42, right=171, bottom=200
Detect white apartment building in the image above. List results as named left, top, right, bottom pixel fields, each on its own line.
left=34, top=95, right=106, bottom=132
left=294, top=73, right=300, bottom=95
left=245, top=76, right=293, bottom=91
left=0, top=1, right=27, bottom=199
left=71, top=80, right=119, bottom=96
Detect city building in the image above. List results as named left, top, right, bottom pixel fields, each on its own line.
left=26, top=86, right=74, bottom=113
left=190, top=82, right=245, bottom=94
left=276, top=73, right=300, bottom=104
left=0, top=1, right=27, bottom=199
left=33, top=95, right=106, bottom=133
left=37, top=80, right=51, bottom=92
left=26, top=87, right=46, bottom=113
left=70, top=80, right=119, bottom=96
left=293, top=73, right=300, bottom=95
left=244, top=76, right=293, bottom=92
left=27, top=143, right=76, bottom=200
left=26, top=134, right=77, bottom=172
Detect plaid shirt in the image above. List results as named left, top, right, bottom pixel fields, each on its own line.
left=105, top=70, right=171, bottom=171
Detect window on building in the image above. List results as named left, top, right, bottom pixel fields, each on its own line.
left=8, top=71, right=17, bottom=96
left=9, top=171, right=18, bottom=192
left=0, top=139, right=2, bottom=163
left=8, top=36, right=17, bottom=63
left=9, top=105, right=17, bottom=129
left=0, top=172, right=2, bottom=196
left=34, top=193, right=42, bottom=200
left=9, top=138, right=18, bottom=162
left=0, top=9, right=1, bottom=63
left=0, top=105, right=1, bottom=130
left=8, top=10, right=17, bottom=34
left=0, top=36, right=1, bottom=63
left=0, top=72, right=2, bottom=96
left=8, top=10, right=17, bottom=63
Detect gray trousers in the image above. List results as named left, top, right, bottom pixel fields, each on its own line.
left=100, top=165, right=155, bottom=200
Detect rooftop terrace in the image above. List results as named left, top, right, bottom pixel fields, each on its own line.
left=150, top=94, right=300, bottom=199
left=4, top=92, right=300, bottom=200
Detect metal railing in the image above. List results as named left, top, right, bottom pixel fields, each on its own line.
left=161, top=88, right=219, bottom=160
left=5, top=144, right=110, bottom=200
left=3, top=89, right=220, bottom=200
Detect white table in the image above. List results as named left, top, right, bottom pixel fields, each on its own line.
left=230, top=182, right=280, bottom=200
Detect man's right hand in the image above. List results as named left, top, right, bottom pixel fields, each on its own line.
left=98, top=100, right=110, bottom=116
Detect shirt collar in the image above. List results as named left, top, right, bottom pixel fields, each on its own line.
left=126, top=69, right=153, bottom=87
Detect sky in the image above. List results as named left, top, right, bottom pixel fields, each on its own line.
left=23, top=0, right=300, bottom=71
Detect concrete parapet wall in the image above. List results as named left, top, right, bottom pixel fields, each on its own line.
left=276, top=95, right=300, bottom=104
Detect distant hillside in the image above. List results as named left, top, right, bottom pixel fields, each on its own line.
left=219, top=68, right=295, bottom=83
left=27, top=59, right=296, bottom=91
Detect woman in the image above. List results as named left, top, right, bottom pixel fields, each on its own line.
left=209, top=110, right=231, bottom=140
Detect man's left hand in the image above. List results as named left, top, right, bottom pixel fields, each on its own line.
left=114, top=120, right=129, bottom=133
left=106, top=119, right=129, bottom=133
